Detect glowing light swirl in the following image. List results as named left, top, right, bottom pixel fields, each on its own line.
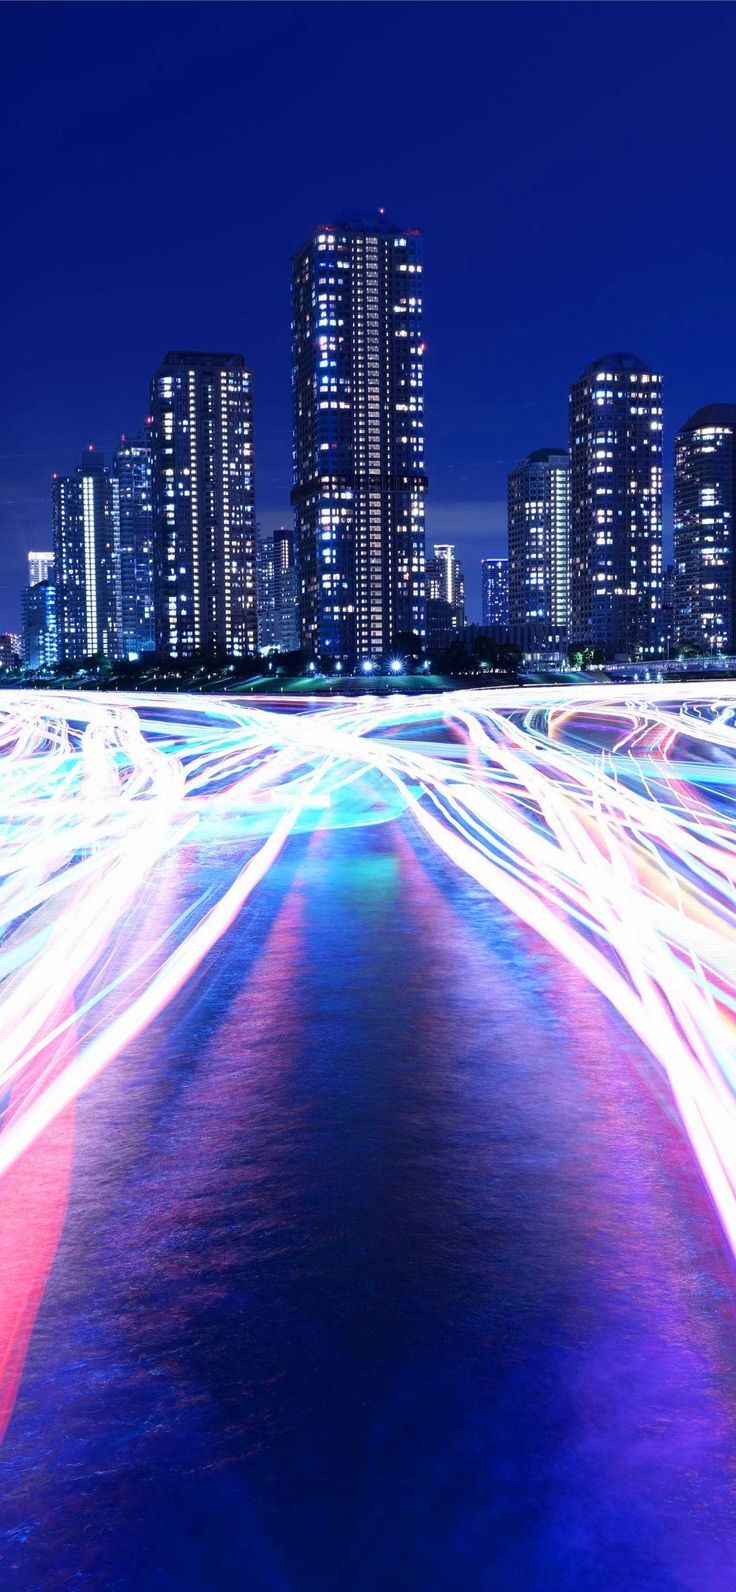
left=2, top=681, right=736, bottom=1268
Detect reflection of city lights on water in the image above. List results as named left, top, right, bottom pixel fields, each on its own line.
left=3, top=683, right=736, bottom=1297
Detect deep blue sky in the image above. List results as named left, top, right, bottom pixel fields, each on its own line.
left=2, top=2, right=736, bottom=628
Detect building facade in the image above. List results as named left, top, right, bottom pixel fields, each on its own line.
left=291, top=218, right=426, bottom=662
left=28, top=550, right=54, bottom=587
left=508, top=449, right=569, bottom=633
left=256, top=533, right=277, bottom=651
left=257, top=526, right=302, bottom=654
left=0, top=634, right=22, bottom=669
left=52, top=448, right=118, bottom=663
left=272, top=525, right=300, bottom=653
left=21, top=580, right=57, bottom=670
left=661, top=560, right=676, bottom=659
left=673, top=404, right=736, bottom=654
left=569, top=354, right=663, bottom=658
left=150, top=352, right=257, bottom=659
left=426, top=543, right=464, bottom=653
left=481, top=557, right=509, bottom=629
left=113, top=429, right=155, bottom=656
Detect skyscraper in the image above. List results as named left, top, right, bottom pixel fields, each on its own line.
left=508, top=449, right=569, bottom=634
left=52, top=448, right=118, bottom=663
left=662, top=560, right=676, bottom=660
left=113, top=429, right=155, bottom=656
left=150, top=352, right=256, bottom=659
left=674, top=404, right=736, bottom=654
left=291, top=218, right=426, bottom=662
left=27, top=550, right=54, bottom=587
left=272, top=525, right=300, bottom=653
left=426, top=542, right=464, bottom=652
left=256, top=533, right=277, bottom=651
left=21, top=580, right=57, bottom=670
left=257, top=526, right=302, bottom=654
left=569, top=354, right=663, bottom=658
left=481, top=557, right=509, bottom=629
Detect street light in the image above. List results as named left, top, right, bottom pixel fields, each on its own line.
left=389, top=657, right=404, bottom=674
left=361, top=658, right=375, bottom=674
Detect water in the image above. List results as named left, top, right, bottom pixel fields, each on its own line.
left=2, top=813, right=736, bottom=1589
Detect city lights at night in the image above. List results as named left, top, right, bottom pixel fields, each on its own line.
left=6, top=0, right=736, bottom=1584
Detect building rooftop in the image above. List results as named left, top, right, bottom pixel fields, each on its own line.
left=295, top=216, right=420, bottom=257
left=158, top=351, right=246, bottom=369
left=582, top=352, right=653, bottom=376
left=525, top=448, right=569, bottom=465
left=680, top=403, right=736, bottom=432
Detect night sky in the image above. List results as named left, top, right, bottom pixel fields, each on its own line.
left=2, top=1, right=736, bottom=630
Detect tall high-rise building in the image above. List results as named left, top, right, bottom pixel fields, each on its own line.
left=113, top=429, right=155, bottom=656
left=429, top=544, right=465, bottom=624
left=150, top=352, right=256, bottom=659
left=662, top=560, right=676, bottom=659
left=674, top=404, right=736, bottom=654
left=21, top=580, right=57, bottom=670
left=481, top=557, right=509, bottom=628
left=256, top=533, right=277, bottom=651
left=569, top=354, right=663, bottom=657
left=291, top=218, right=426, bottom=662
left=28, top=550, right=54, bottom=587
left=52, top=448, right=118, bottom=663
left=508, top=449, right=569, bottom=633
left=257, top=525, right=302, bottom=654
left=272, top=525, right=300, bottom=653
left=426, top=542, right=464, bottom=652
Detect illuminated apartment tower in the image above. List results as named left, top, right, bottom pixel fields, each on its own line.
left=52, top=448, right=118, bottom=662
left=426, top=542, right=464, bottom=651
left=508, top=449, right=569, bottom=631
left=569, top=354, right=663, bottom=657
left=481, top=558, right=509, bottom=628
left=150, top=352, right=256, bottom=659
left=291, top=218, right=426, bottom=662
left=257, top=526, right=302, bottom=654
left=113, top=429, right=155, bottom=655
left=674, top=405, right=736, bottom=653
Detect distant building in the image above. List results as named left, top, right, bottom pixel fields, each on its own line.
left=257, top=525, right=302, bottom=654
left=569, top=353, right=663, bottom=658
left=291, top=218, right=426, bottom=661
left=113, top=429, right=155, bottom=656
left=661, top=560, right=676, bottom=659
left=256, top=533, right=277, bottom=651
left=21, top=580, right=57, bottom=670
left=28, top=550, right=54, bottom=587
left=508, top=449, right=569, bottom=633
left=426, top=543, right=464, bottom=652
left=273, top=525, right=300, bottom=652
left=481, top=557, right=509, bottom=628
left=0, top=634, right=22, bottom=669
left=150, top=351, right=257, bottom=659
left=52, top=448, right=118, bottom=663
left=674, top=404, right=736, bottom=654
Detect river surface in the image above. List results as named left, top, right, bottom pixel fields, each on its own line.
left=2, top=687, right=736, bottom=1589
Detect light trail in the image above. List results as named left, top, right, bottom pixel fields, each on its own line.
left=3, top=682, right=736, bottom=1429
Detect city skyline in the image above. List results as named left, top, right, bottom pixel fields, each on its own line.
left=13, top=331, right=736, bottom=667
left=3, top=4, right=736, bottom=630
